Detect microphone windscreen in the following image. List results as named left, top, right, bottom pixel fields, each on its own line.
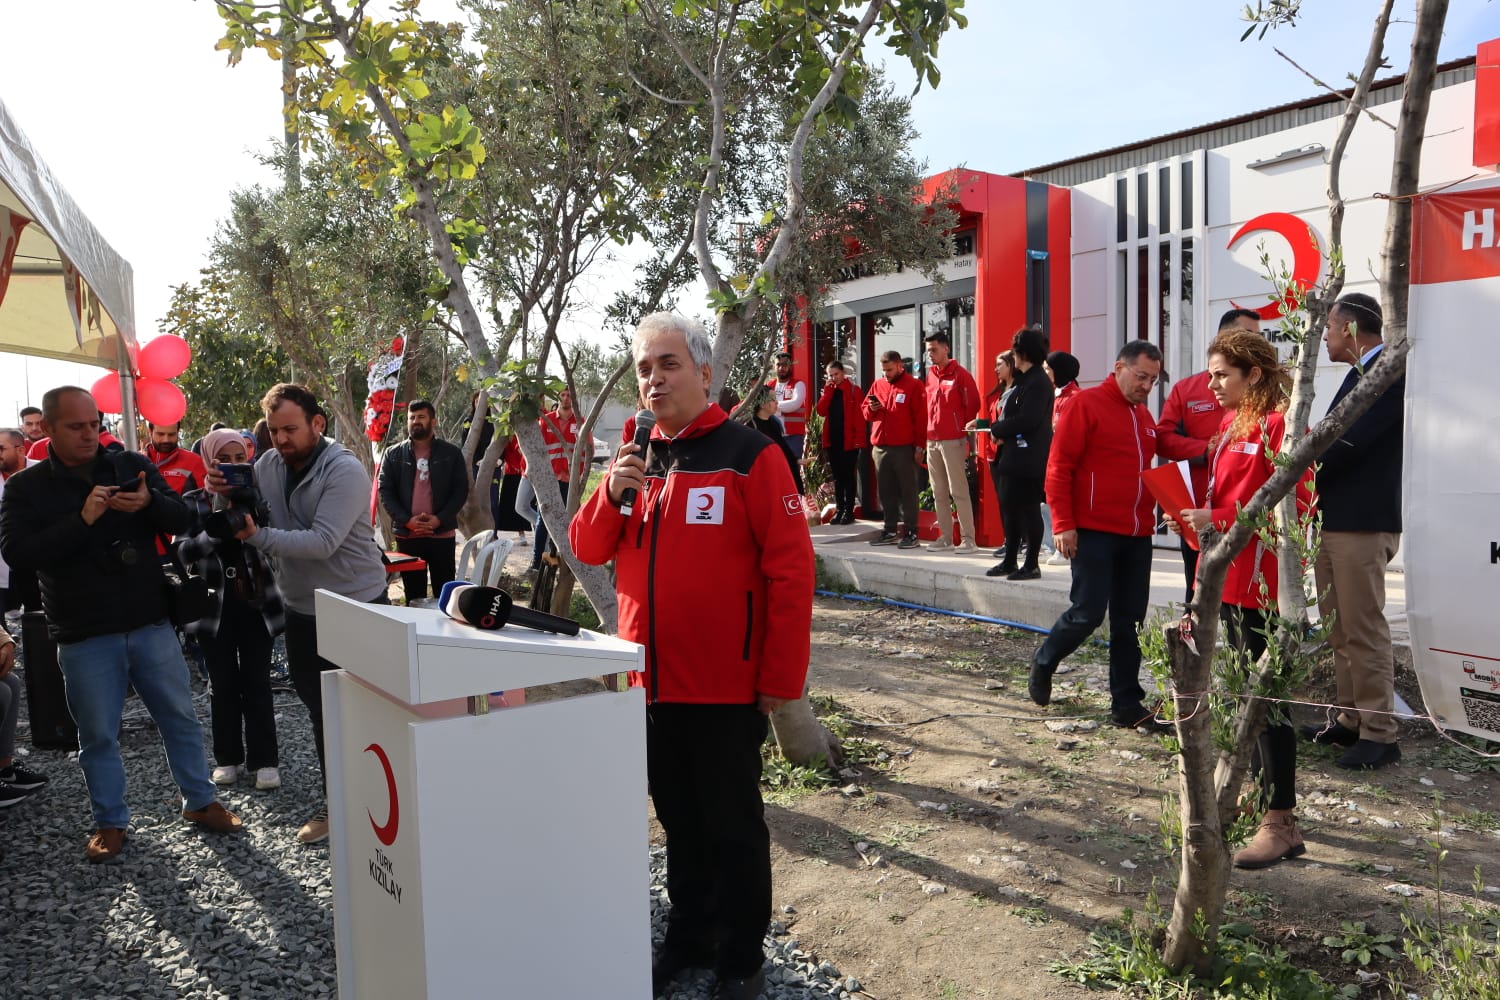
left=440, top=583, right=510, bottom=630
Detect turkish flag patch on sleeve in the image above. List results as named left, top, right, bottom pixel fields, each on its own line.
left=782, top=494, right=805, bottom=517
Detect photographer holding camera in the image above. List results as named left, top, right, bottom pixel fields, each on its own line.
left=0, top=386, right=243, bottom=863
left=179, top=428, right=285, bottom=795
left=209, top=383, right=387, bottom=846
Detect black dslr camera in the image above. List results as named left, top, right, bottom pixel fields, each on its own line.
left=205, top=464, right=270, bottom=541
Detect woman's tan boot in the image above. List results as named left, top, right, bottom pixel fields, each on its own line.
left=1232, top=808, right=1306, bottom=869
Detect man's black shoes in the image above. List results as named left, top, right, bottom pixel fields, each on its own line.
left=1336, top=739, right=1401, bottom=770
left=652, top=947, right=712, bottom=997
left=1299, top=720, right=1359, bottom=747
left=1027, top=650, right=1053, bottom=707
left=1111, top=703, right=1172, bottom=736
left=869, top=532, right=899, bottom=546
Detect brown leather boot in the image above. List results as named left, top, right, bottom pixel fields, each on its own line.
left=1233, top=809, right=1306, bottom=869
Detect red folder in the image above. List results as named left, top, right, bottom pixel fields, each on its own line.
left=1142, top=461, right=1200, bottom=551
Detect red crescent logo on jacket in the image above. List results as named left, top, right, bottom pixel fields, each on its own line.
left=1227, top=212, right=1321, bottom=320
left=686, top=486, right=725, bottom=524
left=782, top=494, right=805, bottom=516
left=364, top=743, right=400, bottom=846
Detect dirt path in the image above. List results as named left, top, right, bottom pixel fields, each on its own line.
left=733, top=596, right=1500, bottom=999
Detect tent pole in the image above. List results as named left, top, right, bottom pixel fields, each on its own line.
left=117, top=335, right=139, bottom=451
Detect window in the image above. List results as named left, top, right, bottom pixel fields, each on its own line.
left=1116, top=177, right=1128, bottom=244
left=1026, top=252, right=1049, bottom=332
left=1180, top=160, right=1194, bottom=230
left=1158, top=166, right=1171, bottom=234
left=920, top=296, right=976, bottom=371
left=952, top=231, right=976, bottom=257
left=1137, top=172, right=1150, bottom=240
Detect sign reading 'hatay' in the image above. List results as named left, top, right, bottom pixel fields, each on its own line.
left=1405, top=185, right=1500, bottom=743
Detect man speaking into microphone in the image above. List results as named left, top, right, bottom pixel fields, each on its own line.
left=571, top=313, right=814, bottom=1000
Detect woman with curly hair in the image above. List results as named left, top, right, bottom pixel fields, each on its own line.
left=1175, top=329, right=1313, bottom=870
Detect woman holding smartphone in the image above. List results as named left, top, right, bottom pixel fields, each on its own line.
left=178, top=428, right=285, bottom=791
left=1174, top=329, right=1313, bottom=869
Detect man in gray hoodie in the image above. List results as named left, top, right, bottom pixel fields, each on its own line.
left=218, top=383, right=388, bottom=845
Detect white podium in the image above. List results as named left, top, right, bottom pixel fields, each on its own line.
left=314, top=590, right=649, bottom=999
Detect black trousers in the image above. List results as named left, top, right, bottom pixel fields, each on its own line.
left=1035, top=529, right=1153, bottom=711
left=1224, top=603, right=1297, bottom=811
left=1180, top=536, right=1200, bottom=606
left=284, top=593, right=390, bottom=788
left=394, top=535, right=457, bottom=602
left=998, top=475, right=1044, bottom=571
left=201, top=595, right=278, bottom=769
left=495, top=473, right=531, bottom=532
left=647, top=702, right=771, bottom=978
left=827, top=447, right=858, bottom=513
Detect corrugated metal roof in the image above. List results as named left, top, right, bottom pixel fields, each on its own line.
left=1016, top=57, right=1477, bottom=186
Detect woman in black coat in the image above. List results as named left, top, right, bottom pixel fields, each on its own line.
left=986, top=327, right=1054, bottom=580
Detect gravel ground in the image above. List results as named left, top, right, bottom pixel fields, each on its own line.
left=0, top=629, right=857, bottom=1000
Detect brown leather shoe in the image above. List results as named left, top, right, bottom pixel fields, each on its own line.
left=1233, top=810, right=1306, bottom=869
left=85, top=828, right=127, bottom=863
left=182, top=801, right=245, bottom=834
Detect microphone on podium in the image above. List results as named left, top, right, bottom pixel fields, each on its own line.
left=437, top=581, right=582, bottom=636
left=619, top=409, right=656, bottom=517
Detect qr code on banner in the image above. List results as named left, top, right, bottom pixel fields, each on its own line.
left=1459, top=687, right=1500, bottom=738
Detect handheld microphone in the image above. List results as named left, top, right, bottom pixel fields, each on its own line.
left=438, top=581, right=582, bottom=636
left=619, top=408, right=656, bottom=517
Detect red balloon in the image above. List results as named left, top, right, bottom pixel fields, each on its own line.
left=137, top=335, right=192, bottom=380
left=91, top=372, right=123, bottom=413
left=136, top=378, right=187, bottom=426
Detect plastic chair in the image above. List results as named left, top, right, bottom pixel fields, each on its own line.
left=457, top=530, right=497, bottom=582
left=472, top=537, right=516, bottom=586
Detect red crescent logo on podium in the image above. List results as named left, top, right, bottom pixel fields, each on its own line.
left=364, top=743, right=400, bottom=846
left=1227, top=212, right=1322, bottom=320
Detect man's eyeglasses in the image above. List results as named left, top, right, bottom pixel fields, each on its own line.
left=1123, top=367, right=1161, bottom=387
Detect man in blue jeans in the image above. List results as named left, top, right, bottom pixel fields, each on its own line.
left=1030, top=342, right=1170, bottom=734
left=0, top=386, right=243, bottom=863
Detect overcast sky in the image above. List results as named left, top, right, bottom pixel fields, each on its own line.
left=0, top=1, right=1494, bottom=418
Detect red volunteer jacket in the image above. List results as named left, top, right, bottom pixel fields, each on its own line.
left=1052, top=381, right=1080, bottom=428
left=861, top=371, right=925, bottom=448
left=766, top=377, right=809, bottom=436
left=1155, top=370, right=1224, bottom=506
left=146, top=445, right=207, bottom=496
left=924, top=359, right=980, bottom=442
left=570, top=404, right=814, bottom=705
left=1204, top=411, right=1315, bottom=609
left=978, top=391, right=1005, bottom=463
left=539, top=409, right=581, bottom=482
left=501, top=436, right=525, bottom=477
left=1046, top=376, right=1157, bottom=537
left=815, top=381, right=867, bottom=451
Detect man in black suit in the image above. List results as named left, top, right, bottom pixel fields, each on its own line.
left=1306, top=293, right=1404, bottom=770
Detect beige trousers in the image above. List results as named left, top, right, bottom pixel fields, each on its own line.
left=1314, top=530, right=1401, bottom=744
left=926, top=438, right=975, bottom=542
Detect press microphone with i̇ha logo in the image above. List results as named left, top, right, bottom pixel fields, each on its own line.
left=618, top=408, right=656, bottom=517
left=437, top=582, right=582, bottom=636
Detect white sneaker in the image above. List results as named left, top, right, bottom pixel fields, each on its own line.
left=254, top=767, right=281, bottom=790
left=954, top=539, right=978, bottom=554
left=211, top=765, right=242, bottom=786
left=926, top=537, right=954, bottom=551
left=1046, top=549, right=1066, bottom=565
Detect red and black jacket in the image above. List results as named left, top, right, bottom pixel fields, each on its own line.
left=815, top=380, right=866, bottom=451
left=1154, top=370, right=1224, bottom=506
left=570, top=405, right=814, bottom=705
left=1046, top=376, right=1157, bottom=537
left=924, top=359, right=980, bottom=442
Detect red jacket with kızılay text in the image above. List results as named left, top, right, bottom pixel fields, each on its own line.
left=924, top=358, right=980, bottom=442
left=570, top=404, right=814, bottom=705
left=1154, top=370, right=1224, bottom=506
left=146, top=444, right=207, bottom=496
left=1204, top=411, right=1315, bottom=609
left=861, top=370, right=925, bottom=448
left=1045, top=375, right=1157, bottom=537
left=815, top=379, right=866, bottom=451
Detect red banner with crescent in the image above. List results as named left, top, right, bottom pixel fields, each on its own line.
left=1411, top=188, right=1500, bottom=285
left=0, top=210, right=30, bottom=310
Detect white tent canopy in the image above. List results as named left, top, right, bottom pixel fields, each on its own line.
left=0, top=94, right=136, bottom=370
